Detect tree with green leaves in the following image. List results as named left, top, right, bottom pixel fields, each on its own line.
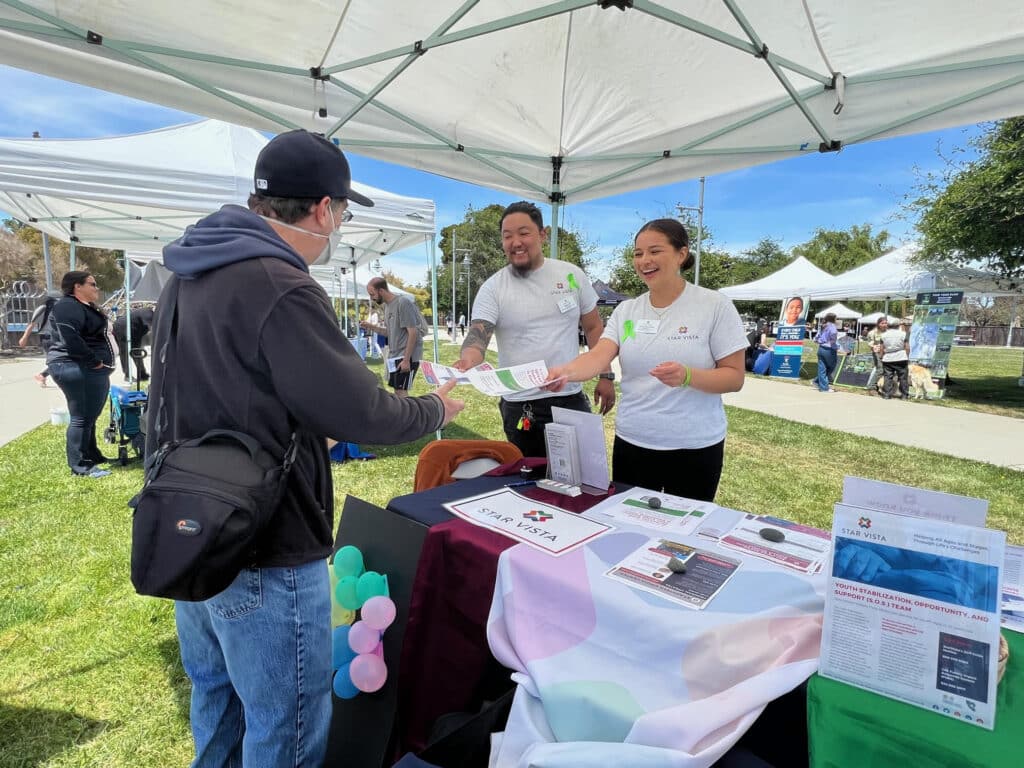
left=791, top=224, right=890, bottom=276
left=911, top=117, right=1024, bottom=281
left=433, top=204, right=593, bottom=318
left=3, top=219, right=124, bottom=292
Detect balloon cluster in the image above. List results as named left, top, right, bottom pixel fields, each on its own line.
left=330, top=545, right=397, bottom=699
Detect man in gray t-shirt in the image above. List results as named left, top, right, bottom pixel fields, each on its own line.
left=361, top=277, right=425, bottom=396
left=454, top=201, right=615, bottom=457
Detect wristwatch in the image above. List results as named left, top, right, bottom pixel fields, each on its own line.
left=598, top=372, right=616, bottom=381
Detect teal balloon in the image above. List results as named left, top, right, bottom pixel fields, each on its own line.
left=333, top=664, right=359, bottom=699
left=335, top=575, right=362, bottom=610
left=356, top=571, right=389, bottom=605
left=333, top=546, right=365, bottom=579
left=332, top=625, right=357, bottom=669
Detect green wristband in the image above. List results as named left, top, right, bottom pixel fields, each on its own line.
left=680, top=366, right=693, bottom=389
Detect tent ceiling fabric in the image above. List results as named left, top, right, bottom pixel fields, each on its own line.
left=0, top=2, right=1022, bottom=204
left=803, top=243, right=1024, bottom=300
left=719, top=256, right=832, bottom=301
left=0, top=119, right=435, bottom=266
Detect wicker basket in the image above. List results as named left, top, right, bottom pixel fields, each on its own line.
left=998, top=633, right=1009, bottom=684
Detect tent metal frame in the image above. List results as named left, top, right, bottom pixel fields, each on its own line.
left=4, top=0, right=1022, bottom=237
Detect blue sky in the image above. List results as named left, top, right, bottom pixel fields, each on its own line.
left=0, top=64, right=984, bottom=287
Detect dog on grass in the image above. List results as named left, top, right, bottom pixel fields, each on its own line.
left=908, top=364, right=940, bottom=399
left=874, top=364, right=940, bottom=399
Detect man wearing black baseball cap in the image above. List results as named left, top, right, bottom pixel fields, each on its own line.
left=152, top=130, right=464, bottom=766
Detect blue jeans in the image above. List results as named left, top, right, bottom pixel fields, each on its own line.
left=816, top=347, right=838, bottom=391
left=48, top=359, right=111, bottom=473
left=175, top=561, right=331, bottom=768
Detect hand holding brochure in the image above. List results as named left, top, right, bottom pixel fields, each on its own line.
left=420, top=359, right=565, bottom=397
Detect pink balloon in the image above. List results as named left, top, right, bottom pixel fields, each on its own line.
left=372, top=643, right=384, bottom=658
left=361, top=596, right=397, bottom=631
left=348, top=620, right=381, bottom=655
left=350, top=653, right=388, bottom=693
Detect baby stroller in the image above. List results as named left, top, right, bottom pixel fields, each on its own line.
left=104, top=348, right=149, bottom=465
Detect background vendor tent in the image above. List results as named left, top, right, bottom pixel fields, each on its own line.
left=720, top=256, right=832, bottom=301
left=128, top=261, right=171, bottom=303
left=804, top=243, right=1023, bottom=301
left=814, top=302, right=861, bottom=320
left=858, top=311, right=902, bottom=326
left=0, top=119, right=436, bottom=267
left=0, top=2, right=1022, bottom=262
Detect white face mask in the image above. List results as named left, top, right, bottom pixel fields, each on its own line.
left=262, top=208, right=342, bottom=265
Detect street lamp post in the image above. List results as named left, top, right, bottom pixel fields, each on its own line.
left=451, top=231, right=471, bottom=339
left=463, top=253, right=472, bottom=325
left=677, top=176, right=705, bottom=286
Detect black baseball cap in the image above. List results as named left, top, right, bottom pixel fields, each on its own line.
left=254, top=130, right=374, bottom=207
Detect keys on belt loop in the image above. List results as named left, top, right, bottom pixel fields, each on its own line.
left=516, top=403, right=534, bottom=432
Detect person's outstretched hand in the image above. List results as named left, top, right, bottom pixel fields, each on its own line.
left=543, top=365, right=569, bottom=393
left=434, top=379, right=465, bottom=426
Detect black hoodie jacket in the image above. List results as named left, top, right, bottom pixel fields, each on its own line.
left=151, top=205, right=445, bottom=566
left=46, top=296, right=115, bottom=369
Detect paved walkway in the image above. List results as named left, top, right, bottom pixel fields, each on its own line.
left=721, top=376, right=1024, bottom=471
left=0, top=357, right=70, bottom=448
left=4, top=350, right=1023, bottom=470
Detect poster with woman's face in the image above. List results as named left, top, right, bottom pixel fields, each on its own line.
left=779, top=296, right=808, bottom=326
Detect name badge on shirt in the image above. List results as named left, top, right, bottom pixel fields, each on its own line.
left=557, top=295, right=578, bottom=314
left=636, top=319, right=659, bottom=335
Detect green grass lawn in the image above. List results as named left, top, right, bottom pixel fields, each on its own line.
left=2, top=339, right=1022, bottom=767
left=778, top=343, right=1024, bottom=418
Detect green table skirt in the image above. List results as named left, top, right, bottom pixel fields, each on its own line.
left=807, top=631, right=1022, bottom=768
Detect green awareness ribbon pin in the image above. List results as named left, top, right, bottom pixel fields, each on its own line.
left=567, top=273, right=579, bottom=290
left=623, top=320, right=635, bottom=340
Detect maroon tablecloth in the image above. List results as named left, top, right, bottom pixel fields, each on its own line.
left=395, top=518, right=515, bottom=753
left=390, top=476, right=621, bottom=756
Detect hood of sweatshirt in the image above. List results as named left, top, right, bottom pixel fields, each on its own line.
left=162, top=204, right=310, bottom=278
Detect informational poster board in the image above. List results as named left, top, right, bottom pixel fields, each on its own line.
left=770, top=325, right=806, bottom=378
left=820, top=504, right=1005, bottom=730
left=833, top=353, right=878, bottom=389
left=909, top=291, right=964, bottom=392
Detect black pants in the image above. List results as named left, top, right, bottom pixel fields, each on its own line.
left=498, top=392, right=591, bottom=458
left=882, top=359, right=909, bottom=398
left=118, top=342, right=148, bottom=380
left=49, top=360, right=111, bottom=474
left=613, top=435, right=725, bottom=502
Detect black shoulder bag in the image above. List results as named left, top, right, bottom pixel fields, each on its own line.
left=129, top=278, right=297, bottom=601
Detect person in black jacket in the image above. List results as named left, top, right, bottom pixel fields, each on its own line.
left=112, top=306, right=155, bottom=381
left=150, top=129, right=465, bottom=767
left=47, top=271, right=115, bottom=477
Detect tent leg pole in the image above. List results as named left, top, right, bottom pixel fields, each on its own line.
left=549, top=200, right=560, bottom=261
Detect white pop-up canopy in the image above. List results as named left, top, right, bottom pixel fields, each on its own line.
left=815, top=302, right=861, bottom=320
left=720, top=256, right=832, bottom=301
left=804, top=243, right=1022, bottom=300
left=0, top=119, right=435, bottom=266
left=0, top=2, right=1022, bottom=260
left=858, top=311, right=902, bottom=326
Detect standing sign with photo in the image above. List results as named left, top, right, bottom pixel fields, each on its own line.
left=770, top=295, right=809, bottom=379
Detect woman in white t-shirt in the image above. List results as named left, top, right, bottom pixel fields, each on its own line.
left=546, top=219, right=747, bottom=501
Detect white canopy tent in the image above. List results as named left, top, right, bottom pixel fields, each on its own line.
left=719, top=256, right=832, bottom=301
left=858, top=311, right=902, bottom=326
left=802, top=243, right=1023, bottom=301
left=1, top=1, right=1022, bottom=263
left=0, top=119, right=436, bottom=267
left=815, top=302, right=861, bottom=320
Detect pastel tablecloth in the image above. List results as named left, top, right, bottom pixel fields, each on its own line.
left=486, top=525, right=826, bottom=768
